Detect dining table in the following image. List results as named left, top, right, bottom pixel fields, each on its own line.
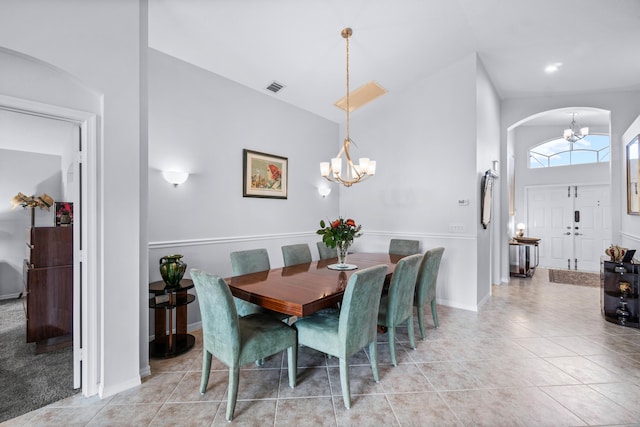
left=225, top=252, right=405, bottom=317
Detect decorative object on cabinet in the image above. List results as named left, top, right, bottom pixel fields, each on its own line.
left=24, top=226, right=73, bottom=353
left=243, top=149, right=288, bottom=199
left=11, top=193, right=54, bottom=226
left=149, top=279, right=195, bottom=358
left=54, top=202, right=73, bottom=226
left=159, top=254, right=187, bottom=288
left=627, top=134, right=639, bottom=215
left=601, top=259, right=639, bottom=328
left=605, top=244, right=627, bottom=263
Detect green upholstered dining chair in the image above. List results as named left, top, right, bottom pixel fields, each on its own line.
left=377, top=253, right=423, bottom=366
left=293, top=264, right=388, bottom=409
left=414, top=247, right=445, bottom=339
left=190, top=269, right=297, bottom=422
left=282, top=243, right=312, bottom=266
left=388, top=238, right=421, bottom=256
left=229, top=248, right=287, bottom=321
left=316, top=241, right=338, bottom=260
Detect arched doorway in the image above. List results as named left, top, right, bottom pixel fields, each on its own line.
left=507, top=107, right=611, bottom=272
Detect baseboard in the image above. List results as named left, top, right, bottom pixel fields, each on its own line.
left=0, top=292, right=23, bottom=301
left=99, top=376, right=141, bottom=399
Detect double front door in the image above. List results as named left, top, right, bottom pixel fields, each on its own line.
left=527, top=184, right=611, bottom=272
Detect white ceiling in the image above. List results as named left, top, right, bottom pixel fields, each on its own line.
left=148, top=0, right=640, bottom=125
left=3, top=1, right=638, bottom=155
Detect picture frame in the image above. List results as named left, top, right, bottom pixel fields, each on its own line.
left=54, top=201, right=73, bottom=226
left=243, top=149, right=288, bottom=199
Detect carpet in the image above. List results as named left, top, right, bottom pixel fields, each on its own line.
left=0, top=298, right=77, bottom=423
left=548, top=269, right=600, bottom=287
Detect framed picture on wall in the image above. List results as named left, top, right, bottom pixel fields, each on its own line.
left=242, top=149, right=288, bottom=199
left=54, top=202, right=73, bottom=226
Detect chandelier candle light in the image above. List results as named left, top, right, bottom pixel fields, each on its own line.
left=320, top=27, right=376, bottom=187
left=563, top=112, right=589, bottom=146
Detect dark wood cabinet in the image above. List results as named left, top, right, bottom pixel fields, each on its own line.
left=24, top=227, right=73, bottom=352
left=601, top=261, right=640, bottom=327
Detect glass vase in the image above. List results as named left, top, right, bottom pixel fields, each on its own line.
left=337, top=241, right=349, bottom=266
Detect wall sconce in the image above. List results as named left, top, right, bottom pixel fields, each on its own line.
left=516, top=223, right=526, bottom=238
left=318, top=186, right=331, bottom=198
left=162, top=170, right=189, bottom=187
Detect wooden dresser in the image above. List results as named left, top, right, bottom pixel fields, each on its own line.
left=23, top=226, right=73, bottom=352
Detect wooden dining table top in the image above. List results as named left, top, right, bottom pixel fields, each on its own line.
left=225, top=252, right=405, bottom=317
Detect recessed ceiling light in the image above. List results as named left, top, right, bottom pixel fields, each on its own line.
left=545, top=62, right=563, bottom=73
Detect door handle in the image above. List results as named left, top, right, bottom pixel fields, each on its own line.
left=564, top=232, right=571, bottom=235
left=574, top=232, right=582, bottom=236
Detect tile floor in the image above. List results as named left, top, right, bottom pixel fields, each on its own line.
left=5, top=268, right=640, bottom=426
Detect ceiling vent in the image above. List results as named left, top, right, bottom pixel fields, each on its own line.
left=266, top=81, right=285, bottom=93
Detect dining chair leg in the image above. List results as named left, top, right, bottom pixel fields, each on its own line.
left=431, top=299, right=439, bottom=328
left=226, top=365, right=240, bottom=421
left=339, top=358, right=351, bottom=409
left=388, top=326, right=397, bottom=367
left=417, top=305, right=426, bottom=340
left=368, top=341, right=380, bottom=382
left=407, top=317, right=416, bottom=350
left=287, top=346, right=297, bottom=388
left=200, top=351, right=212, bottom=394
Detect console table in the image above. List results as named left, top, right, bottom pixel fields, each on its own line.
left=601, top=261, right=640, bottom=327
left=149, top=279, right=195, bottom=358
left=509, top=240, right=539, bottom=277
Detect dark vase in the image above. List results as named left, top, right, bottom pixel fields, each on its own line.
left=159, top=254, right=187, bottom=288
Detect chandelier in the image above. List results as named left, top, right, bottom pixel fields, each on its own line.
left=320, top=27, right=376, bottom=187
left=563, top=113, right=589, bottom=145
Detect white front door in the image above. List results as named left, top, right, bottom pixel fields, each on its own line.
left=527, top=184, right=610, bottom=272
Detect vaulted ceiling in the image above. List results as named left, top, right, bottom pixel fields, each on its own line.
left=148, top=0, right=640, bottom=125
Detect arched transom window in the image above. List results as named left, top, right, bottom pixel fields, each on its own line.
left=529, top=134, right=610, bottom=168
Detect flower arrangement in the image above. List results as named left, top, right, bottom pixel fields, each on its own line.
left=316, top=217, right=362, bottom=248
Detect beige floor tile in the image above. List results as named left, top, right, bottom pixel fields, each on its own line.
left=541, top=384, right=638, bottom=425
left=545, top=355, right=622, bottom=384
left=327, top=365, right=385, bottom=398
left=149, top=402, right=219, bottom=426
left=108, top=372, right=184, bottom=405
left=278, top=366, right=331, bottom=398
left=85, top=403, right=162, bottom=426
left=275, top=397, right=336, bottom=426
left=387, top=392, right=462, bottom=426
left=333, top=394, right=399, bottom=426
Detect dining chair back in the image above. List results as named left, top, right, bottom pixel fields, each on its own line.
left=388, top=238, right=420, bottom=256
left=191, top=269, right=297, bottom=421
left=293, top=264, right=388, bottom=409
left=281, top=243, right=312, bottom=266
left=377, top=253, right=423, bottom=366
left=316, top=241, right=338, bottom=260
left=414, top=247, right=445, bottom=339
left=229, top=248, right=288, bottom=321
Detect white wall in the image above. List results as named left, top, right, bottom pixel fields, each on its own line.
left=339, top=54, right=491, bottom=311
left=0, top=0, right=144, bottom=398
left=147, top=49, right=339, bottom=325
left=475, top=57, right=501, bottom=302
left=622, top=114, right=640, bottom=251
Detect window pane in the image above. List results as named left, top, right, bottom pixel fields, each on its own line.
left=528, top=134, right=610, bottom=168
